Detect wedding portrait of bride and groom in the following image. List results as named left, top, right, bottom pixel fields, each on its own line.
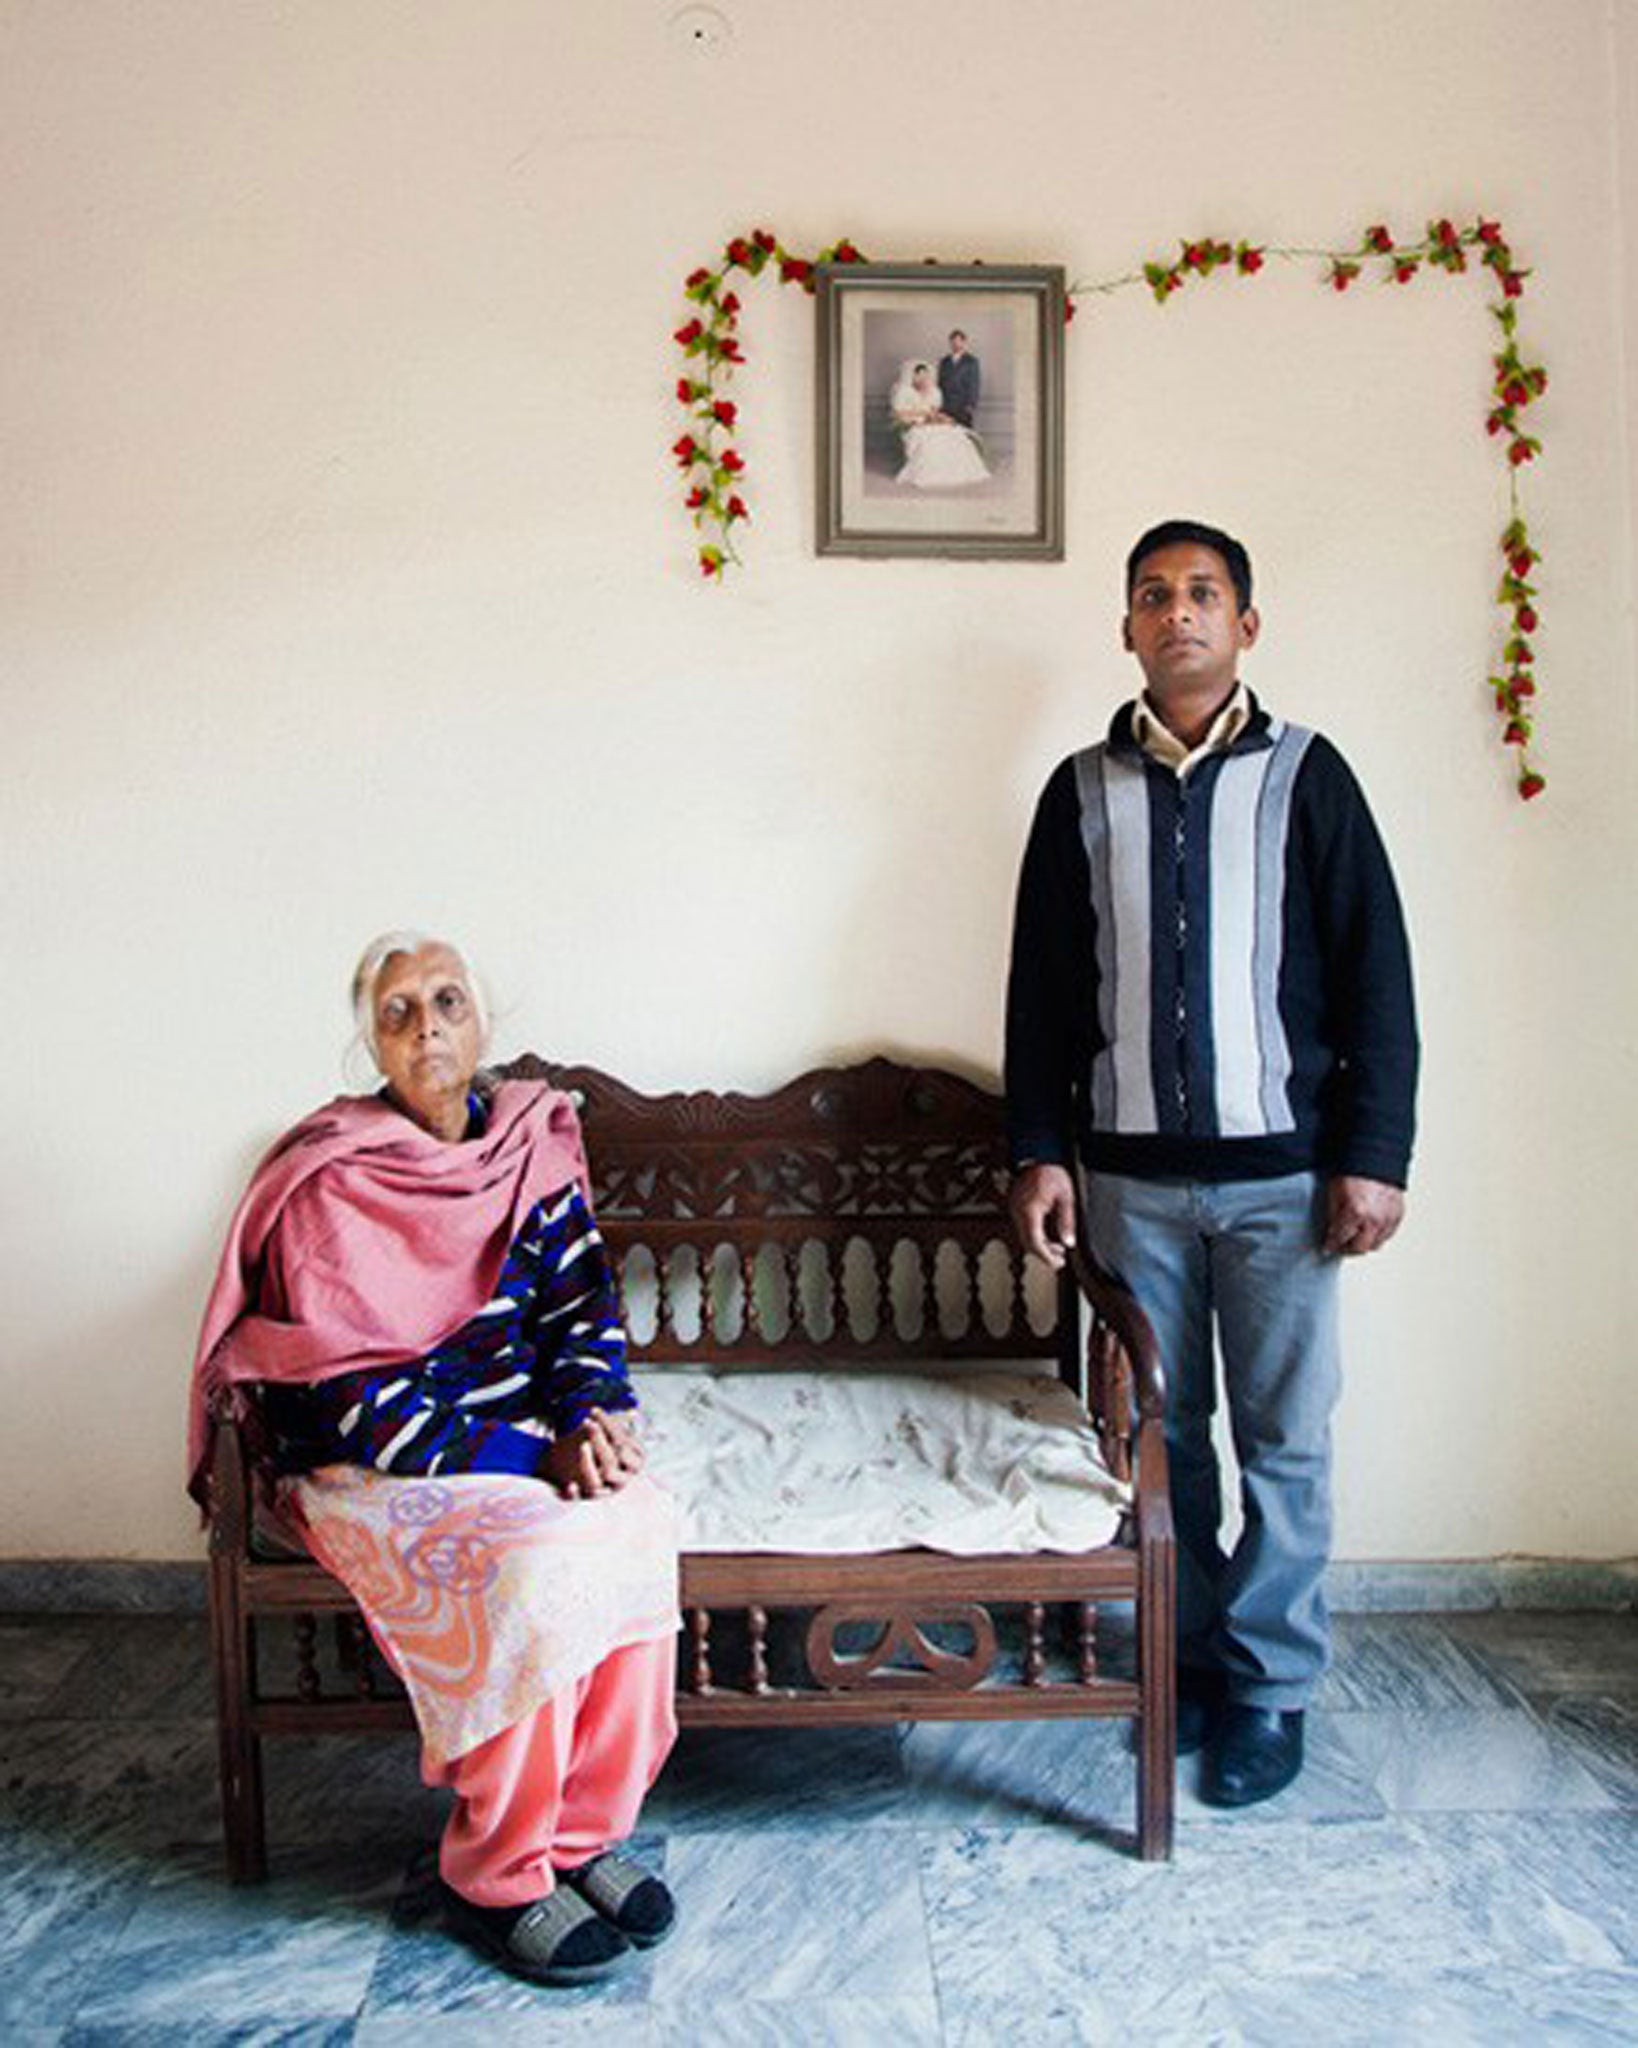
left=888, top=328, right=993, bottom=489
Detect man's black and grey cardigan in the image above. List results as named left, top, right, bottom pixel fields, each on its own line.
left=1005, top=694, right=1418, bottom=1187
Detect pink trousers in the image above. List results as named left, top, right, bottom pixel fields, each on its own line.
left=426, top=1632, right=678, bottom=1909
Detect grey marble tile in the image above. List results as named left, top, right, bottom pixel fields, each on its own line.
left=1220, top=1964, right=1638, bottom=2047
left=262, top=1732, right=446, bottom=1846
left=918, top=1811, right=1634, bottom=2019
left=1326, top=1560, right=1500, bottom=1613
left=36, top=1614, right=215, bottom=1723
left=1440, top=1613, right=1638, bottom=1705
left=645, top=1828, right=936, bottom=2004
left=1332, top=1707, right=1616, bottom=1815
left=67, top=1843, right=401, bottom=2029
left=0, top=1620, right=98, bottom=1720
left=1498, top=1559, right=1638, bottom=1613
left=1447, top=1810, right=1638, bottom=1966
left=0, top=1833, right=155, bottom=2029
left=64, top=2027, right=355, bottom=2047
left=359, top=2017, right=651, bottom=2046
left=896, top=1713, right=1146, bottom=1844
left=362, top=1841, right=658, bottom=2016
left=645, top=1723, right=910, bottom=1831
left=0, top=1717, right=224, bottom=1855
left=1544, top=1696, right=1638, bottom=1806
left=648, top=1999, right=944, bottom=2047
left=1316, top=1613, right=1527, bottom=1710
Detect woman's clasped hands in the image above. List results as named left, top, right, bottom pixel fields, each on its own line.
left=542, top=1406, right=646, bottom=1499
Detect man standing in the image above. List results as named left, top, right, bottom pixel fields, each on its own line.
left=937, top=330, right=980, bottom=429
left=1005, top=519, right=1417, bottom=1806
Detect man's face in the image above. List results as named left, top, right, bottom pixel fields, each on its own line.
left=948, top=334, right=967, bottom=356
left=1122, top=542, right=1259, bottom=704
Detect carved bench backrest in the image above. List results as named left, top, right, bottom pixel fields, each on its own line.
left=499, top=1055, right=1072, bottom=1378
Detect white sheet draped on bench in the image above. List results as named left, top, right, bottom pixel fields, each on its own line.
left=638, top=1367, right=1127, bottom=1556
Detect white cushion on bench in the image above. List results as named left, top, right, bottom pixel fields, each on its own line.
left=637, top=1367, right=1127, bottom=1556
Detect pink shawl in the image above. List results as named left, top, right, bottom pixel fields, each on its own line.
left=188, top=1080, right=588, bottom=1501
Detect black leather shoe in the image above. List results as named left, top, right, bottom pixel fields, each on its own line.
left=1203, top=1706, right=1304, bottom=1806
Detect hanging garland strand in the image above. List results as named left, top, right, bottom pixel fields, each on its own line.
left=673, top=217, right=1548, bottom=800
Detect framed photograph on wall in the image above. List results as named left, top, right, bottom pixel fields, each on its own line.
left=816, top=262, right=1065, bottom=560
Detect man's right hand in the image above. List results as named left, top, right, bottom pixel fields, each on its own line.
left=1008, top=1162, right=1078, bottom=1270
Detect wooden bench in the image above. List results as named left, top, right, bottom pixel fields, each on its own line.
left=205, top=1056, right=1176, bottom=1877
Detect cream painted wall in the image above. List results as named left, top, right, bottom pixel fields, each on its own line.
left=2, top=0, right=1633, bottom=1562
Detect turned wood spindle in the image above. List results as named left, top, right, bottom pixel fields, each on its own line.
left=740, top=1247, right=760, bottom=1342
left=1078, top=1601, right=1098, bottom=1685
left=294, top=1612, right=320, bottom=1703
left=747, top=1605, right=770, bottom=1695
left=688, top=1608, right=713, bottom=1694
left=1024, top=1602, right=1046, bottom=1687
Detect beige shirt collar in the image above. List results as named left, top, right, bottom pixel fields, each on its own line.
left=1132, top=682, right=1251, bottom=777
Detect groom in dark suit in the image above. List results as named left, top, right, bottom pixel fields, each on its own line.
left=938, top=331, right=981, bottom=428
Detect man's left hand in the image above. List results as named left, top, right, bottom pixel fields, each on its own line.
left=1323, top=1176, right=1405, bottom=1257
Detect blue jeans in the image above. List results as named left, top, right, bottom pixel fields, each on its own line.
left=1085, top=1170, right=1341, bottom=1710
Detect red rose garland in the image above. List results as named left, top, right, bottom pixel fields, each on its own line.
left=674, top=217, right=1548, bottom=799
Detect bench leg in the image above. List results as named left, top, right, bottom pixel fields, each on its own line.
left=1136, top=1531, right=1177, bottom=1861
left=209, top=1558, right=268, bottom=1882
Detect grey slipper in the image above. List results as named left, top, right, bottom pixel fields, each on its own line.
left=562, top=1850, right=677, bottom=1948
left=441, top=1879, right=631, bottom=1984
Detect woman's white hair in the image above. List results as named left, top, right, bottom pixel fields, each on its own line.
left=349, top=929, right=491, bottom=1065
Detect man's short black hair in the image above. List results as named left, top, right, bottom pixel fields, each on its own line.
left=948, top=329, right=967, bottom=343
left=1126, top=519, right=1254, bottom=612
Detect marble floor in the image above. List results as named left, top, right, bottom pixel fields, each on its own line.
left=1, top=1607, right=1635, bottom=2045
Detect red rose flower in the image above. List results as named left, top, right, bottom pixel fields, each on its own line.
left=780, top=257, right=812, bottom=285
left=685, top=267, right=711, bottom=290
left=1237, top=246, right=1265, bottom=273
left=720, top=338, right=744, bottom=362
left=1508, top=439, right=1536, bottom=466
left=1511, top=674, right=1536, bottom=697
left=713, top=399, right=738, bottom=427
left=674, top=319, right=703, bottom=346
left=673, top=434, right=699, bottom=463
left=1502, top=272, right=1525, bottom=298
left=1183, top=242, right=1206, bottom=269
left=700, top=552, right=721, bottom=578
left=1503, top=720, right=1529, bottom=746
left=833, top=239, right=861, bottom=263
left=1393, top=261, right=1418, bottom=283
left=1477, top=220, right=1504, bottom=245
left=1365, top=224, right=1393, bottom=253
left=726, top=494, right=749, bottom=520
left=1330, top=261, right=1360, bottom=291
left=686, top=485, right=708, bottom=509
left=1518, top=771, right=1546, bottom=800
left=726, top=238, right=753, bottom=266
left=1434, top=218, right=1459, bottom=247
left=1516, top=604, right=1538, bottom=633
left=720, top=291, right=741, bottom=316
left=753, top=229, right=776, bottom=252
left=1064, top=299, right=1077, bottom=323
left=676, top=377, right=695, bottom=403
left=720, top=449, right=745, bottom=473
left=1504, top=379, right=1530, bottom=406
left=1510, top=549, right=1535, bottom=576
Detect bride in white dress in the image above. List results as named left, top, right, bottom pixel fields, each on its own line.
left=890, top=360, right=989, bottom=489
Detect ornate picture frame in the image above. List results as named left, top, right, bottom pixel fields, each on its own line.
left=815, top=262, right=1065, bottom=560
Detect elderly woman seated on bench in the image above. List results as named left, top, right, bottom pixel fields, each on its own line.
left=188, top=932, right=679, bottom=1988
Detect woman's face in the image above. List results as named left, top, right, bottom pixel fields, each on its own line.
left=371, top=943, right=484, bottom=1132
left=913, top=366, right=935, bottom=392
